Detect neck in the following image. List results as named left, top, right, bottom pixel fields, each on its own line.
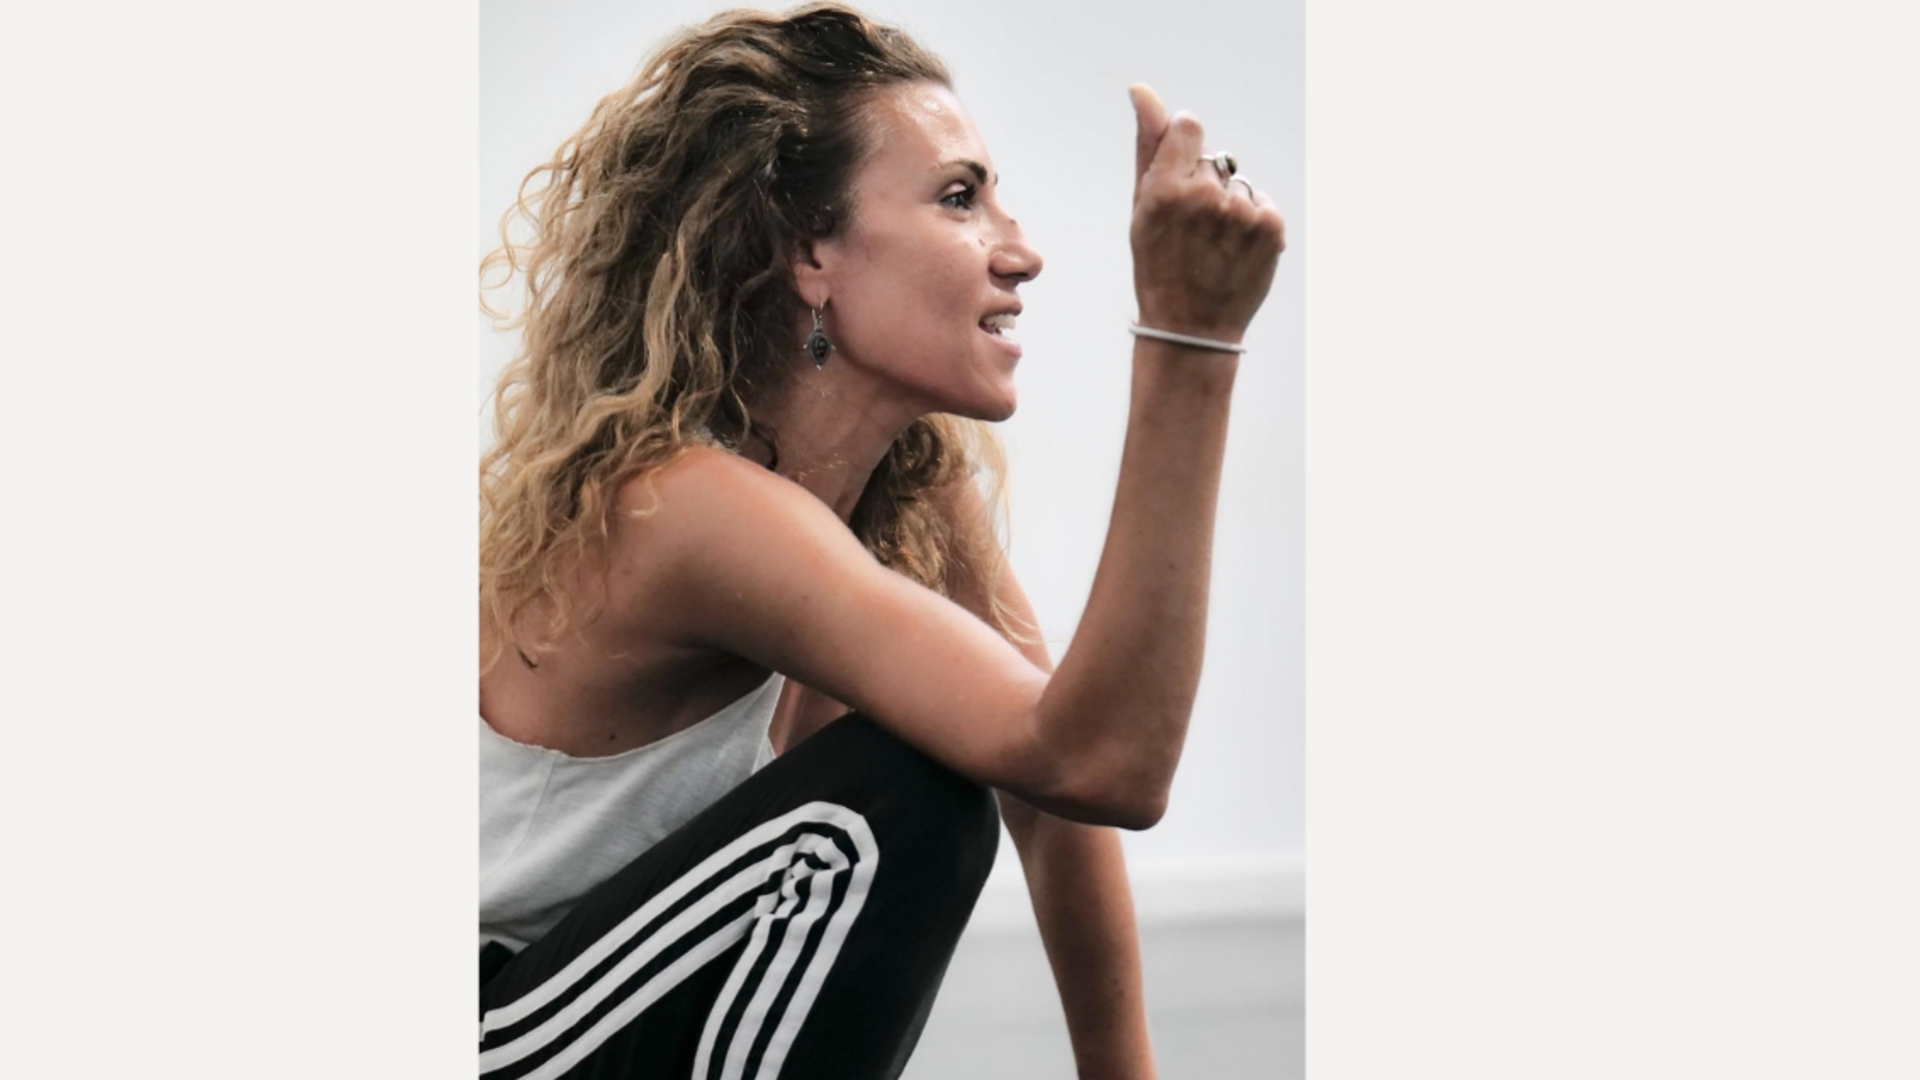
left=743, top=361, right=924, bottom=524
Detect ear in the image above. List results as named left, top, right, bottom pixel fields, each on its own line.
left=791, top=235, right=840, bottom=310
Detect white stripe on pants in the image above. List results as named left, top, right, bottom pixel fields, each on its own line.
left=478, top=801, right=878, bottom=1079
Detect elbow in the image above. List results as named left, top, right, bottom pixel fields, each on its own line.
left=1095, top=794, right=1168, bottom=832
left=1106, top=784, right=1170, bottom=831
left=1045, top=764, right=1170, bottom=830
left=1012, top=703, right=1177, bottom=829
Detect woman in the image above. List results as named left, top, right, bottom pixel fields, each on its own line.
left=477, top=3, right=1285, bottom=1077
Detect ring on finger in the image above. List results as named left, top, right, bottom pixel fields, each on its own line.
left=1229, top=174, right=1256, bottom=197
left=1200, top=151, right=1238, bottom=182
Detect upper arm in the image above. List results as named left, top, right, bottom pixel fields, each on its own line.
left=624, top=449, right=1062, bottom=802
left=925, top=477, right=1066, bottom=835
left=934, top=476, right=1054, bottom=678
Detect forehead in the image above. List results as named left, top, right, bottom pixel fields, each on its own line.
left=853, top=82, right=989, bottom=186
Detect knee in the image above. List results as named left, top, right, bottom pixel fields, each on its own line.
left=826, top=713, right=1001, bottom=894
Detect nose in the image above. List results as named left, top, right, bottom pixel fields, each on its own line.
left=991, top=220, right=1044, bottom=284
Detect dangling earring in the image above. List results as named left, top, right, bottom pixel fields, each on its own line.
left=803, top=305, right=833, bottom=369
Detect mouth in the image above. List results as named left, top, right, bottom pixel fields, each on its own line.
left=978, top=311, right=1022, bottom=358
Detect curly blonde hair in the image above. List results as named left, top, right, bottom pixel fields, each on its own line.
left=480, top=2, right=1030, bottom=672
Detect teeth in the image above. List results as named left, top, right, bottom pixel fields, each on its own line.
left=980, top=313, right=1018, bottom=340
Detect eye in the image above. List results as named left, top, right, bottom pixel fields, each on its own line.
left=940, top=182, right=978, bottom=211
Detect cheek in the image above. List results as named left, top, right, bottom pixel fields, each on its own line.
left=893, top=258, right=974, bottom=330
left=842, top=226, right=983, bottom=341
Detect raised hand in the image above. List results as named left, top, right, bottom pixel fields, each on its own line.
left=1128, top=83, right=1286, bottom=344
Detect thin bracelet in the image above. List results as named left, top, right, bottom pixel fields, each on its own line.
left=1128, top=323, right=1248, bottom=354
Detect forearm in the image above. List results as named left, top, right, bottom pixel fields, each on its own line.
left=1037, top=339, right=1239, bottom=815
left=1001, top=792, right=1158, bottom=1080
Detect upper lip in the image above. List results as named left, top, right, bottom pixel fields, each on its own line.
left=980, top=303, right=1023, bottom=320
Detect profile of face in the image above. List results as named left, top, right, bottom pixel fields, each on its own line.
left=796, top=81, right=1044, bottom=422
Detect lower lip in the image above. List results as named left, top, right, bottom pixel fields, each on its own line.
left=980, top=327, right=1022, bottom=359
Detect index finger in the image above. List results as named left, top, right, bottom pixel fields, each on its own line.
left=1152, top=109, right=1206, bottom=183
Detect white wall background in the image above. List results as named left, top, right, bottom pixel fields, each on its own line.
left=480, top=0, right=1304, bottom=918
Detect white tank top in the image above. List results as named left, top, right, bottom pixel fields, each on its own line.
left=479, top=672, right=786, bottom=951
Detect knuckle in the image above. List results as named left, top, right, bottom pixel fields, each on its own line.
left=1164, top=181, right=1206, bottom=215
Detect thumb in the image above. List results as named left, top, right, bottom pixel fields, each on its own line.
left=1129, top=83, right=1168, bottom=197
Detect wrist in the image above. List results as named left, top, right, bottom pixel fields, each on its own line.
left=1131, top=335, right=1241, bottom=392
left=1131, top=307, right=1247, bottom=348
left=1129, top=324, right=1247, bottom=357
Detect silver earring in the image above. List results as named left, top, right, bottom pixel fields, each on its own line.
left=804, top=305, right=833, bottom=369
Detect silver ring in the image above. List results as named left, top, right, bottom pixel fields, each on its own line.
left=1200, top=151, right=1238, bottom=183
left=1228, top=174, right=1256, bottom=197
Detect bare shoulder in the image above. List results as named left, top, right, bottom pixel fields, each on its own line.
left=616, top=444, right=791, bottom=524
left=605, top=445, right=879, bottom=649
left=612, top=445, right=853, bottom=569
left=600, top=445, right=1069, bottom=808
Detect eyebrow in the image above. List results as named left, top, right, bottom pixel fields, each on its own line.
left=940, top=159, right=999, bottom=186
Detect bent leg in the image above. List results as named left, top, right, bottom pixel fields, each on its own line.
left=479, top=714, right=1000, bottom=1079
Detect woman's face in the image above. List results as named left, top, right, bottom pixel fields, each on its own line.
left=803, top=81, right=1044, bottom=422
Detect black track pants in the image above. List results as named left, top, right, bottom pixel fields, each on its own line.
left=478, top=714, right=1001, bottom=1079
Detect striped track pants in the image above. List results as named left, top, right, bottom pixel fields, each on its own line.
left=479, top=714, right=1001, bottom=1079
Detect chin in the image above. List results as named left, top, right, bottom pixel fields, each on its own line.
left=961, top=390, right=1017, bottom=423
left=922, top=367, right=1019, bottom=422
